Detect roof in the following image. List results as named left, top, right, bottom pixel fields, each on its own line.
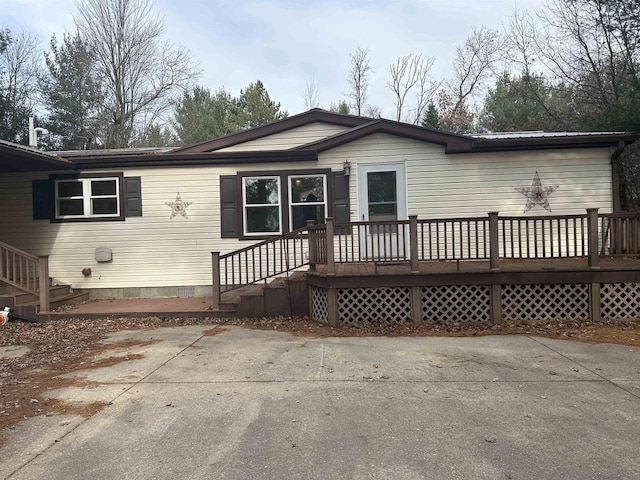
left=172, top=108, right=372, bottom=154
left=472, top=131, right=631, bottom=139
left=0, top=140, right=75, bottom=173
left=172, top=109, right=639, bottom=156
left=1, top=110, right=637, bottom=172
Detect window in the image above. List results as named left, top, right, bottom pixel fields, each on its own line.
left=227, top=168, right=339, bottom=238
left=242, top=176, right=281, bottom=235
left=55, top=177, right=121, bottom=219
left=289, top=174, right=327, bottom=230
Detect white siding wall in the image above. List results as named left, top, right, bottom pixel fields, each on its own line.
left=0, top=132, right=613, bottom=291
left=216, top=122, right=348, bottom=152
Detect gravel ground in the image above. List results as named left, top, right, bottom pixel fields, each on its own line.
left=1, top=315, right=640, bottom=444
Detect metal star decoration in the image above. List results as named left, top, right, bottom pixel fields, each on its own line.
left=516, top=172, right=558, bottom=212
left=166, top=193, right=192, bottom=219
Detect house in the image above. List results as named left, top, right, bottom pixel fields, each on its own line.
left=0, top=109, right=639, bottom=323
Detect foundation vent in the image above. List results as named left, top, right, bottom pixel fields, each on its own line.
left=177, top=286, right=195, bottom=298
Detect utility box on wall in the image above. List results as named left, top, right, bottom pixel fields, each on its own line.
left=95, top=247, right=112, bottom=263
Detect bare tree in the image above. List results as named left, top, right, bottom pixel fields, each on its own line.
left=347, top=46, right=371, bottom=116
left=448, top=28, right=505, bottom=120
left=0, top=29, right=41, bottom=143
left=302, top=79, right=320, bottom=110
left=388, top=53, right=436, bottom=122
left=75, top=0, right=199, bottom=148
left=505, top=1, right=640, bottom=130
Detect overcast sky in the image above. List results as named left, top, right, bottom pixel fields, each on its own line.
left=4, top=0, right=544, bottom=118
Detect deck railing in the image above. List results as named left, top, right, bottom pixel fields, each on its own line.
left=417, top=217, right=490, bottom=260
left=211, top=209, right=640, bottom=308
left=211, top=226, right=310, bottom=308
left=0, top=241, right=50, bottom=311
left=498, top=214, right=589, bottom=258
left=599, top=212, right=640, bottom=257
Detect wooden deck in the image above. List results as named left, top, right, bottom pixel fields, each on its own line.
left=312, top=257, right=640, bottom=277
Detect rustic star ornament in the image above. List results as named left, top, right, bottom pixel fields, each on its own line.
left=166, top=193, right=192, bottom=219
left=516, top=172, right=558, bottom=212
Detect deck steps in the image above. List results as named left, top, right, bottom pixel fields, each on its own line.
left=219, top=272, right=309, bottom=318
left=0, top=280, right=88, bottom=317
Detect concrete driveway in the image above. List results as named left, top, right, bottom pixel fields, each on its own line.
left=2, top=326, right=640, bottom=480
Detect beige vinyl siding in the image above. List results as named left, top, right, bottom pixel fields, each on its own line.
left=216, top=122, right=349, bottom=152
left=318, top=133, right=613, bottom=220
left=0, top=157, right=346, bottom=290
left=0, top=132, right=613, bottom=291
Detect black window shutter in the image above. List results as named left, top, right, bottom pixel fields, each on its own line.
left=332, top=172, right=350, bottom=224
left=124, top=177, right=142, bottom=217
left=220, top=175, right=239, bottom=238
left=32, top=179, right=51, bottom=220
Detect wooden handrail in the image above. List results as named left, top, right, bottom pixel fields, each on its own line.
left=0, top=241, right=38, bottom=262
left=216, top=225, right=314, bottom=296
left=0, top=242, right=40, bottom=298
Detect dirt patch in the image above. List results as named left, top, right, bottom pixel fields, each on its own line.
left=1, top=315, right=639, bottom=444
left=202, top=326, right=227, bottom=336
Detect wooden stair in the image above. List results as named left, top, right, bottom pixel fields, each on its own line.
left=219, top=272, right=309, bottom=318
left=0, top=281, right=89, bottom=317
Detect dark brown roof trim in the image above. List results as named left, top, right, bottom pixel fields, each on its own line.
left=172, top=108, right=372, bottom=154
left=0, top=140, right=75, bottom=173
left=294, top=119, right=475, bottom=153
left=292, top=119, right=638, bottom=154
left=467, top=133, right=639, bottom=153
left=70, top=150, right=318, bottom=169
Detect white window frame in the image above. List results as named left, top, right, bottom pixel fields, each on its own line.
left=288, top=174, right=327, bottom=230
left=55, top=177, right=121, bottom=219
left=242, top=176, right=282, bottom=236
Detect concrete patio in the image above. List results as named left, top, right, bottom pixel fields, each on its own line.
left=1, top=326, right=639, bottom=479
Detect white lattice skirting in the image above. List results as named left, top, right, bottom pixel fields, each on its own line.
left=310, top=282, right=640, bottom=325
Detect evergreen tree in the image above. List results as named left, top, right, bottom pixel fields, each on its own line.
left=173, top=86, right=232, bottom=145
left=130, top=123, right=177, bottom=147
left=225, top=80, right=287, bottom=132
left=478, top=72, right=561, bottom=132
left=329, top=100, right=351, bottom=115
left=421, top=102, right=440, bottom=130
left=41, top=33, right=103, bottom=149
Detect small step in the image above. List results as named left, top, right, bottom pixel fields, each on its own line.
left=11, top=285, right=71, bottom=305
left=18, top=291, right=90, bottom=312
left=220, top=283, right=265, bottom=305
left=0, top=285, right=21, bottom=296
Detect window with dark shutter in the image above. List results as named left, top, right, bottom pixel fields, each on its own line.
left=220, top=175, right=239, bottom=238
left=332, top=172, right=350, bottom=223
left=124, top=177, right=142, bottom=217
left=32, top=179, right=51, bottom=220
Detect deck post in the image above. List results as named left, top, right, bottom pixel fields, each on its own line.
left=490, top=284, right=502, bottom=324
left=590, top=283, right=602, bottom=322
left=411, top=286, right=422, bottom=325
left=38, top=256, right=50, bottom=312
left=409, top=215, right=419, bottom=273
left=326, top=217, right=335, bottom=276
left=307, top=220, right=316, bottom=272
left=211, top=251, right=220, bottom=309
left=488, top=212, right=500, bottom=271
left=327, top=287, right=338, bottom=327
left=587, top=208, right=600, bottom=269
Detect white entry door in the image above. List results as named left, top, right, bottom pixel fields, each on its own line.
left=358, top=162, right=408, bottom=260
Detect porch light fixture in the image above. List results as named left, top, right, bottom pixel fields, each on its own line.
left=343, top=159, right=352, bottom=176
